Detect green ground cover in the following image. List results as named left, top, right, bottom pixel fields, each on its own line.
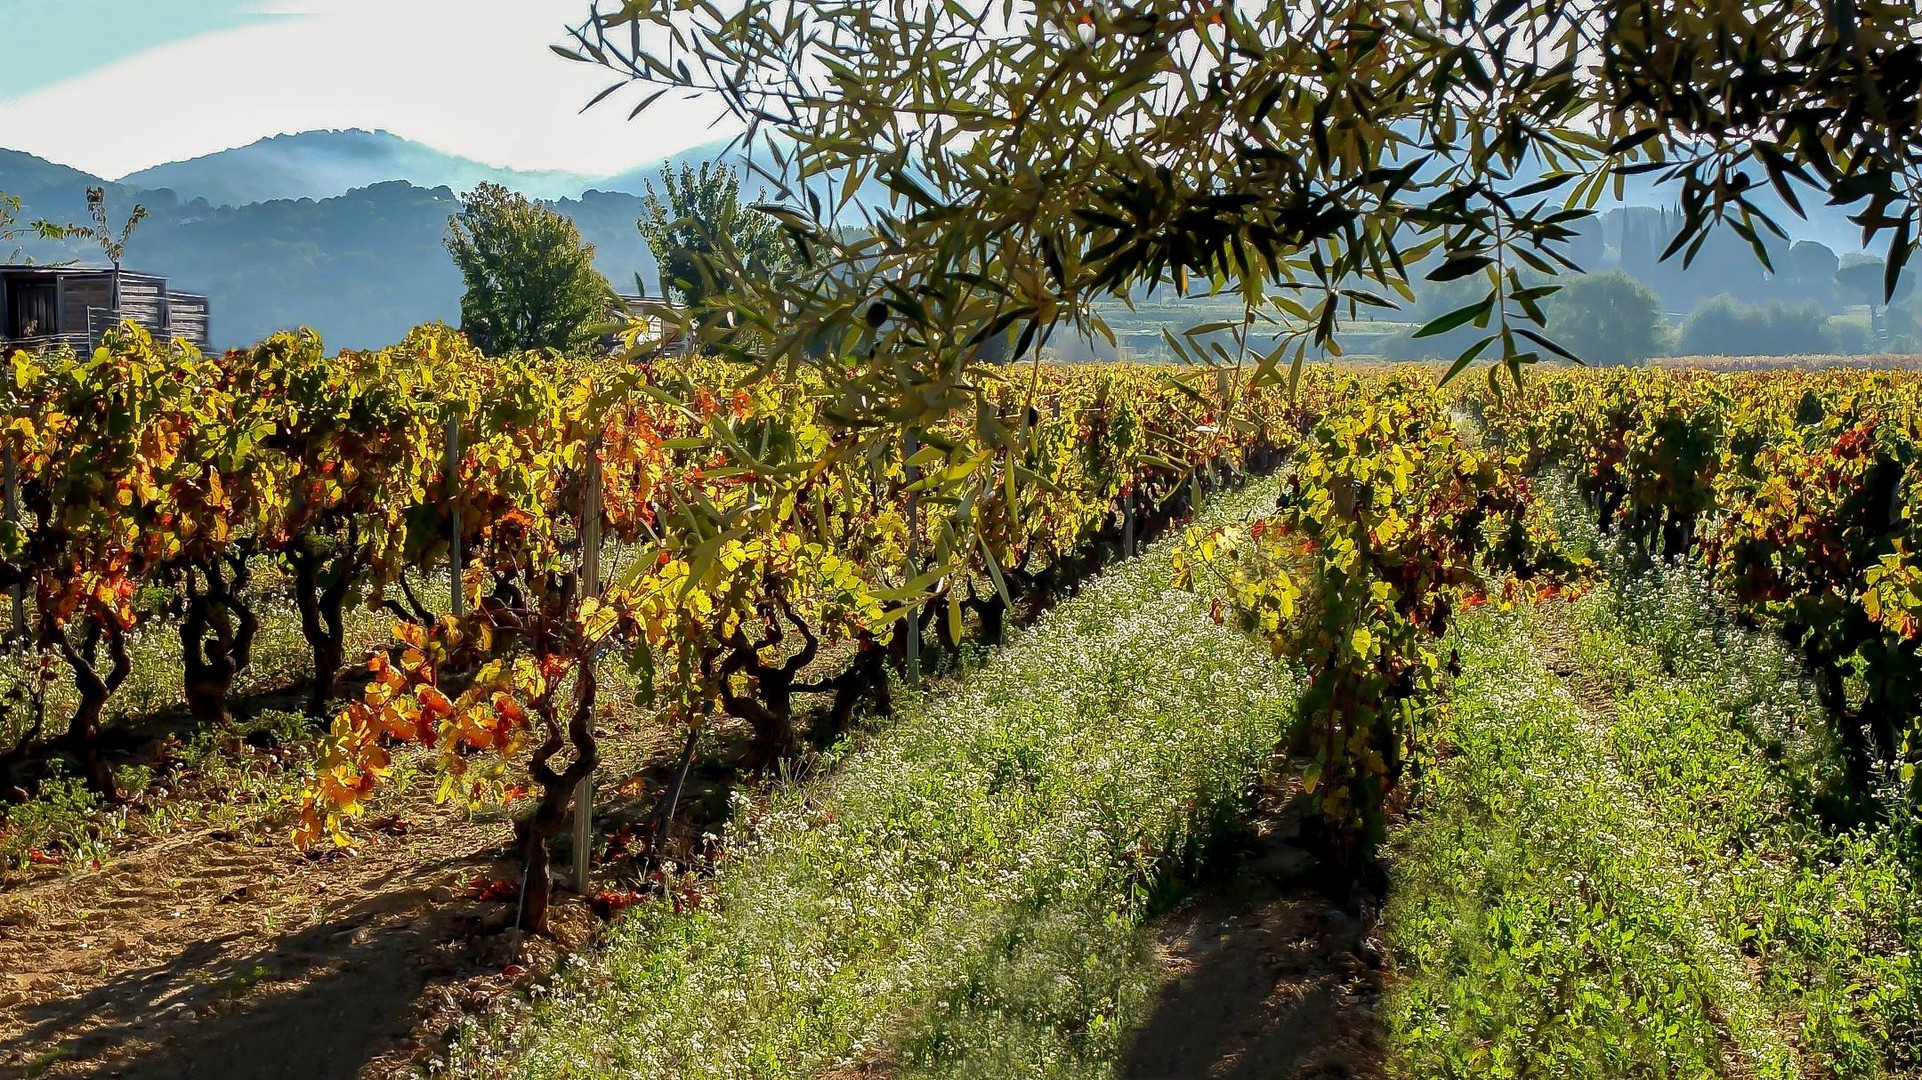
left=444, top=481, right=1298, bottom=1080
left=439, top=474, right=1921, bottom=1080
left=1384, top=541, right=1922, bottom=1078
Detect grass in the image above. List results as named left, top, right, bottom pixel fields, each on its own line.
left=0, top=561, right=394, bottom=750
left=1383, top=520, right=1922, bottom=1077
left=436, top=479, right=1299, bottom=1080
left=0, top=707, right=323, bottom=867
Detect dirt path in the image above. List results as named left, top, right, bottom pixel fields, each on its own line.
left=5, top=812, right=514, bottom=1079
left=1122, top=784, right=1386, bottom=1080
left=0, top=716, right=703, bottom=1080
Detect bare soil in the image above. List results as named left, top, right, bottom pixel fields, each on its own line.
left=0, top=712, right=751, bottom=1080
left=1122, top=783, right=1387, bottom=1080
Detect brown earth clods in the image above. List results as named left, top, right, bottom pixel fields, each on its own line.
left=0, top=715, right=723, bottom=1080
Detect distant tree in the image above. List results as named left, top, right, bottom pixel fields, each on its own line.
left=638, top=162, right=791, bottom=307
left=1888, top=294, right=1922, bottom=353
left=1834, top=254, right=1917, bottom=343
left=1678, top=294, right=1841, bottom=357
left=1835, top=254, right=1887, bottom=305
left=69, top=187, right=148, bottom=312
left=1782, top=240, right=1841, bottom=304
left=1830, top=315, right=1873, bottom=354
left=1565, top=216, right=1607, bottom=270
left=1546, top=270, right=1670, bottom=366
left=1618, top=209, right=1657, bottom=281
left=1688, top=224, right=1780, bottom=306
left=445, top=183, right=612, bottom=355
left=0, top=191, right=75, bottom=264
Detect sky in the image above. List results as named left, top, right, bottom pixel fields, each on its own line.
left=0, top=0, right=736, bottom=179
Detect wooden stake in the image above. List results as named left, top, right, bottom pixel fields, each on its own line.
left=3, top=445, right=19, bottom=643
left=653, top=726, right=700, bottom=868
left=904, top=430, right=920, bottom=686
left=572, top=446, right=603, bottom=895
left=445, top=415, right=463, bottom=619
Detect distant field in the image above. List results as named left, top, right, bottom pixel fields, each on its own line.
left=1080, top=295, right=1921, bottom=369
left=1655, top=353, right=1922, bottom=370
left=1070, top=296, right=1409, bottom=363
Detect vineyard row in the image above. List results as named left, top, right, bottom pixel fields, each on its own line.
left=1, top=321, right=1307, bottom=923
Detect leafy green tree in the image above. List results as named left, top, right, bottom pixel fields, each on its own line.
left=1836, top=254, right=1888, bottom=306
left=0, top=191, right=74, bottom=264
left=1677, top=294, right=1840, bottom=357
left=1546, top=270, right=1670, bottom=366
left=1781, top=240, right=1841, bottom=308
left=637, top=162, right=792, bottom=307
left=1835, top=254, right=1916, bottom=343
left=564, top=0, right=1922, bottom=399
left=444, top=182, right=612, bottom=355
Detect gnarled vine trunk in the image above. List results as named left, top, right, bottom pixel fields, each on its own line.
left=50, top=619, right=131, bottom=799
left=288, top=529, right=358, bottom=716
left=516, top=662, right=599, bottom=935
left=719, top=597, right=820, bottom=770
left=179, top=549, right=258, bottom=728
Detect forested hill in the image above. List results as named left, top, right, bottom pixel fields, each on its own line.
left=0, top=143, right=690, bottom=350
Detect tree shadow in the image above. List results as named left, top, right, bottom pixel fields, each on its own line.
left=6, top=884, right=461, bottom=1080
left=1120, top=794, right=1387, bottom=1080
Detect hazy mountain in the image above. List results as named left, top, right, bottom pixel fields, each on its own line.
left=113, top=129, right=762, bottom=208
left=0, top=148, right=108, bottom=202
left=599, top=141, right=763, bottom=199
left=118, top=129, right=614, bottom=207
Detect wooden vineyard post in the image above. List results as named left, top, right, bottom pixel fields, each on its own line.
left=445, top=414, right=463, bottom=619
left=3, top=445, right=19, bottom=642
left=572, top=444, right=603, bottom=895
left=1123, top=491, right=1135, bottom=559
left=904, top=430, right=921, bottom=686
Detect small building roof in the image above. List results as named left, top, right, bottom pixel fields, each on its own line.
left=0, top=264, right=169, bottom=280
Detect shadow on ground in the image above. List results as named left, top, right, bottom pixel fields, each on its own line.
left=6, top=885, right=451, bottom=1080
left=1122, top=791, right=1387, bottom=1080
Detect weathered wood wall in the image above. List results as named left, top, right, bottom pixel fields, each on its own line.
left=167, top=293, right=211, bottom=350
left=1, top=269, right=212, bottom=351
left=57, top=275, right=113, bottom=337
left=115, top=274, right=167, bottom=336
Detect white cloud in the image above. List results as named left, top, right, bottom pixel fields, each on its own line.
left=0, top=0, right=737, bottom=178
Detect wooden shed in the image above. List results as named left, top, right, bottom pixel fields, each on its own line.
left=612, top=294, right=692, bottom=357
left=0, top=266, right=211, bottom=352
